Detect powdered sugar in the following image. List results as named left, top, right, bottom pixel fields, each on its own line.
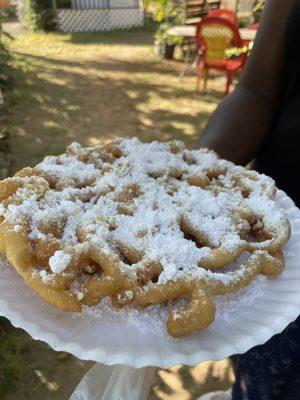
left=40, top=154, right=99, bottom=185
left=77, top=292, right=85, bottom=301
left=38, top=270, right=54, bottom=284
left=49, top=251, right=71, bottom=274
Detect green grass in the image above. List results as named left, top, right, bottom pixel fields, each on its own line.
left=0, top=319, right=21, bottom=398
left=0, top=317, right=93, bottom=400
left=4, top=25, right=222, bottom=175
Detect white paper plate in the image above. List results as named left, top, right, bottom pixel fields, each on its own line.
left=0, top=190, right=300, bottom=369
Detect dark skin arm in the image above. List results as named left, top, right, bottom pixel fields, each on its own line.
left=197, top=0, right=295, bottom=165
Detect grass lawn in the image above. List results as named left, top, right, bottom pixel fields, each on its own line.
left=3, top=24, right=224, bottom=175
left=0, top=24, right=234, bottom=399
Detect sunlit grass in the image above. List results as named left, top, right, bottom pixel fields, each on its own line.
left=0, top=319, right=22, bottom=398
left=5, top=27, right=223, bottom=175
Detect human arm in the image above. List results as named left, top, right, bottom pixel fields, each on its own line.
left=197, top=0, right=295, bottom=165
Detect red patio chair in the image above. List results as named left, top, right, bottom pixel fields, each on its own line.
left=248, top=23, right=259, bottom=30
left=195, top=17, right=248, bottom=95
left=208, top=9, right=238, bottom=26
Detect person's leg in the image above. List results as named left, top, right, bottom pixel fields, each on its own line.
left=281, top=369, right=300, bottom=400
left=232, top=315, right=300, bottom=400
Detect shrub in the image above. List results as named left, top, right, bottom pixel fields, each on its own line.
left=0, top=13, right=12, bottom=75
left=4, top=5, right=17, bottom=19
left=0, top=41, right=10, bottom=74
left=57, top=0, right=72, bottom=8
left=25, top=0, right=56, bottom=31
left=145, top=0, right=182, bottom=59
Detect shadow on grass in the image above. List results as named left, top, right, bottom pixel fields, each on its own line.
left=0, top=317, right=93, bottom=400
left=180, top=363, right=233, bottom=399
left=68, top=24, right=157, bottom=46
left=149, top=363, right=233, bottom=400
left=12, top=51, right=223, bottom=107
left=0, top=318, right=21, bottom=399
left=6, top=49, right=220, bottom=174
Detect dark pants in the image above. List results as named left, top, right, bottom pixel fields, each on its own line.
left=232, top=316, right=300, bottom=400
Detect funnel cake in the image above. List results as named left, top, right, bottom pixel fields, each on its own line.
left=0, top=138, right=291, bottom=337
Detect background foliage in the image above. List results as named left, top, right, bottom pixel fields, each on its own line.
left=56, top=0, right=72, bottom=8
left=25, top=0, right=56, bottom=31
left=145, top=0, right=182, bottom=52
left=0, top=12, right=12, bottom=75
left=144, top=0, right=182, bottom=23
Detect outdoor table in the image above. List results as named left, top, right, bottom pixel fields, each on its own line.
left=168, top=25, right=257, bottom=42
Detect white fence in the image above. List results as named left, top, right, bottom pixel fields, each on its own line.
left=71, top=0, right=109, bottom=8
left=71, top=0, right=139, bottom=8
left=14, top=0, right=144, bottom=32
left=57, top=8, right=144, bottom=32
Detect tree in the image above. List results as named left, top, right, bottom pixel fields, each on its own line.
left=25, top=0, right=57, bottom=31
left=0, top=12, right=12, bottom=75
